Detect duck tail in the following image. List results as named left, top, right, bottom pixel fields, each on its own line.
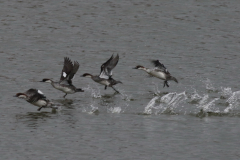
left=170, top=76, right=178, bottom=83
left=116, top=81, right=122, bottom=84
left=76, top=88, right=84, bottom=92
left=109, top=77, right=122, bottom=85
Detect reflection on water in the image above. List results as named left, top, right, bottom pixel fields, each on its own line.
left=16, top=111, right=54, bottom=120
left=54, top=99, right=74, bottom=105
left=15, top=111, right=56, bottom=128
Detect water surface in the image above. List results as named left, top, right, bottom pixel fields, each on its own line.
left=1, top=0, right=240, bottom=159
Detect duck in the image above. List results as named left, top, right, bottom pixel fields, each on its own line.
left=81, top=54, right=122, bottom=93
left=40, top=57, right=84, bottom=98
left=133, top=60, right=178, bottom=87
left=14, top=88, right=56, bottom=111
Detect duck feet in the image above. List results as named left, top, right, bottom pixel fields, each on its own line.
left=163, top=81, right=169, bottom=88
left=111, top=86, right=120, bottom=94
left=38, top=107, right=43, bottom=111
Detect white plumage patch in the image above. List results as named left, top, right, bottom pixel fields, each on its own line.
left=84, top=74, right=92, bottom=78
left=63, top=72, right=67, bottom=77
left=99, top=80, right=110, bottom=86
left=99, top=72, right=109, bottom=79
left=38, top=90, right=44, bottom=95
left=18, top=94, right=27, bottom=99
left=35, top=100, right=47, bottom=107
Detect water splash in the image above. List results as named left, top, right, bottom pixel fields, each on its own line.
left=89, top=104, right=99, bottom=114
left=108, top=107, right=122, bottom=113
left=198, top=94, right=209, bottom=106
left=224, top=91, right=240, bottom=113
left=143, top=96, right=159, bottom=114
left=158, top=92, right=188, bottom=114
left=81, top=79, right=240, bottom=116
left=81, top=104, right=99, bottom=114
left=160, top=92, right=176, bottom=104
left=83, top=85, right=102, bottom=98
left=219, top=87, right=232, bottom=99
left=206, top=79, right=215, bottom=90
left=202, top=78, right=216, bottom=92
left=189, top=89, right=202, bottom=104
left=199, top=98, right=220, bottom=113
left=224, top=104, right=234, bottom=113
left=152, top=81, right=161, bottom=94
left=143, top=92, right=188, bottom=115
left=226, top=91, right=240, bottom=104
left=167, top=92, right=188, bottom=107
left=119, top=90, right=132, bottom=101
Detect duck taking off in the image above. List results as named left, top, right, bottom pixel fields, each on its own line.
left=14, top=89, right=56, bottom=111
left=40, top=57, right=84, bottom=98
left=81, top=54, right=122, bottom=93
left=133, top=60, right=178, bottom=87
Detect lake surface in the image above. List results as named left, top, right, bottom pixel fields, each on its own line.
left=1, top=0, right=240, bottom=159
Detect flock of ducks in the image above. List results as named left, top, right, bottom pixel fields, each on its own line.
left=14, top=54, right=178, bottom=111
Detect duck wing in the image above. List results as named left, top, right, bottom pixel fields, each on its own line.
left=67, top=61, right=79, bottom=85
left=59, top=57, right=74, bottom=84
left=25, top=89, right=46, bottom=103
left=151, top=60, right=170, bottom=74
left=99, top=54, right=119, bottom=79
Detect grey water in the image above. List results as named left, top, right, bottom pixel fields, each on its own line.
left=1, top=0, right=240, bottom=159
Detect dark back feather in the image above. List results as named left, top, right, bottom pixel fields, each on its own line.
left=25, top=89, right=46, bottom=103
left=151, top=60, right=170, bottom=74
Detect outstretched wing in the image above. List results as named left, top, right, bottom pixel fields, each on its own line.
left=151, top=60, right=170, bottom=74
left=68, top=61, right=79, bottom=80
left=59, top=57, right=74, bottom=84
left=25, top=89, right=46, bottom=103
left=99, top=54, right=119, bottom=79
